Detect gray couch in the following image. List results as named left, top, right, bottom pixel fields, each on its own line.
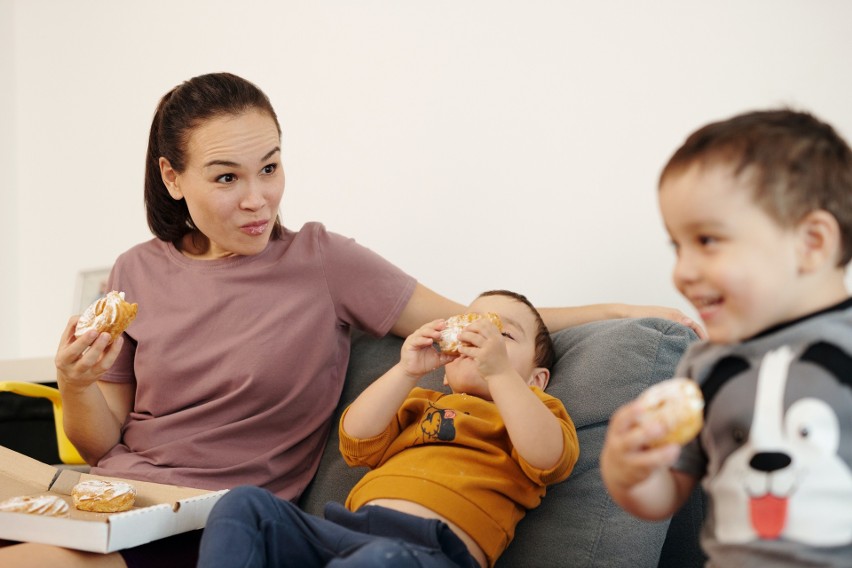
left=299, top=317, right=707, bottom=567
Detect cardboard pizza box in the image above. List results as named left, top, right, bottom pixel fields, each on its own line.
left=0, top=446, right=227, bottom=553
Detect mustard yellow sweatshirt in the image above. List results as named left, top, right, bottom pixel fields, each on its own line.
left=339, top=387, right=579, bottom=567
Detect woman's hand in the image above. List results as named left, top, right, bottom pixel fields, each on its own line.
left=398, top=319, right=456, bottom=379
left=55, top=316, right=123, bottom=391
left=54, top=316, right=130, bottom=464
left=623, top=305, right=708, bottom=340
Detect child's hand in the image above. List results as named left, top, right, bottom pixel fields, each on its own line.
left=399, top=320, right=457, bottom=379
left=601, top=400, right=682, bottom=491
left=456, top=319, right=512, bottom=380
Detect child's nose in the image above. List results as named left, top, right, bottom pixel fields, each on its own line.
left=672, top=251, right=699, bottom=286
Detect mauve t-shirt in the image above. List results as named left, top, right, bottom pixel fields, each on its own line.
left=92, top=222, right=416, bottom=500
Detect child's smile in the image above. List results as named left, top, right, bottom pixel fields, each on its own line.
left=659, top=162, right=817, bottom=344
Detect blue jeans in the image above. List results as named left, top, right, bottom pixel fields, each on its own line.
left=197, top=486, right=479, bottom=568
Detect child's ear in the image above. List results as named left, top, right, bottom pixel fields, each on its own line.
left=796, top=209, right=842, bottom=272
left=528, top=367, right=551, bottom=390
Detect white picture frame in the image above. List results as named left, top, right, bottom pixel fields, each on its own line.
left=74, top=267, right=112, bottom=313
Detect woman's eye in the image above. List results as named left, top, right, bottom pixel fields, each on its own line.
left=697, top=235, right=717, bottom=247
left=216, top=173, right=237, bottom=183
left=501, top=332, right=515, bottom=341
left=262, top=163, right=277, bottom=175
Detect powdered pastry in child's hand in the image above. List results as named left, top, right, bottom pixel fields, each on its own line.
left=637, top=377, right=704, bottom=446
left=74, top=290, right=138, bottom=343
left=0, top=494, right=70, bottom=517
left=72, top=479, right=137, bottom=513
left=439, top=312, right=504, bottom=355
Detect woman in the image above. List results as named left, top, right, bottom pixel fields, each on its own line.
left=0, top=73, right=703, bottom=567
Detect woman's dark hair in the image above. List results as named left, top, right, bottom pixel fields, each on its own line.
left=477, top=290, right=555, bottom=371
left=144, top=72, right=283, bottom=243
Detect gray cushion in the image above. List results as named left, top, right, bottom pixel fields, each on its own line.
left=298, top=317, right=698, bottom=567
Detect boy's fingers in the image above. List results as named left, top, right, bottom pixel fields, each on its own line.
left=609, top=402, right=643, bottom=434
left=632, top=444, right=681, bottom=468
left=458, top=329, right=485, bottom=347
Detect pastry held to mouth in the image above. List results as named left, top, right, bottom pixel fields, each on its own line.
left=438, top=313, right=504, bottom=355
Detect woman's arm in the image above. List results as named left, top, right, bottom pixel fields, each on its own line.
left=394, top=285, right=707, bottom=339
left=537, top=304, right=706, bottom=339
left=55, top=317, right=134, bottom=465
left=390, top=284, right=465, bottom=338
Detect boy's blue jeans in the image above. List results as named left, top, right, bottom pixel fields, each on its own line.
left=197, top=485, right=479, bottom=568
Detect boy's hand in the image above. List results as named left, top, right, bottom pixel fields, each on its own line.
left=601, top=400, right=682, bottom=491
left=456, top=319, right=512, bottom=380
left=399, top=319, right=457, bottom=379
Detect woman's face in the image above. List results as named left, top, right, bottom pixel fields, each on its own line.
left=160, top=109, right=284, bottom=259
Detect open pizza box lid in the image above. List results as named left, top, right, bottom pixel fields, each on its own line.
left=0, top=446, right=227, bottom=553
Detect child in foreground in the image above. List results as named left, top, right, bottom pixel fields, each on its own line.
left=198, top=290, right=579, bottom=567
left=601, top=109, right=852, bottom=566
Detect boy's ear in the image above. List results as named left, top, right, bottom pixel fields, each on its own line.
left=796, top=209, right=842, bottom=272
left=528, top=367, right=551, bottom=390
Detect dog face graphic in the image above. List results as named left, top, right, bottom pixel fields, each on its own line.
left=704, top=345, right=852, bottom=546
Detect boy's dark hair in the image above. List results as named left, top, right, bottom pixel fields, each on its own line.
left=478, top=290, right=555, bottom=371
left=659, top=109, right=852, bottom=266
left=144, top=72, right=283, bottom=244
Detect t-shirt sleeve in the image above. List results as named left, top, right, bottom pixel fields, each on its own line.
left=316, top=225, right=417, bottom=337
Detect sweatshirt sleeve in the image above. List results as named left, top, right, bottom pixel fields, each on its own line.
left=338, top=405, right=401, bottom=469
left=514, top=391, right=580, bottom=486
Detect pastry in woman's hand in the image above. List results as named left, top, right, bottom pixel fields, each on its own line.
left=438, top=312, right=504, bottom=355
left=75, top=290, right=138, bottom=343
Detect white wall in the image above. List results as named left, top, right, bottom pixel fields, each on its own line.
left=5, top=0, right=852, bottom=358
left=1, top=0, right=17, bottom=354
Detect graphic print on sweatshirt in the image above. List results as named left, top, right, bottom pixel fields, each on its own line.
left=418, top=401, right=458, bottom=443
left=702, top=344, right=852, bottom=546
